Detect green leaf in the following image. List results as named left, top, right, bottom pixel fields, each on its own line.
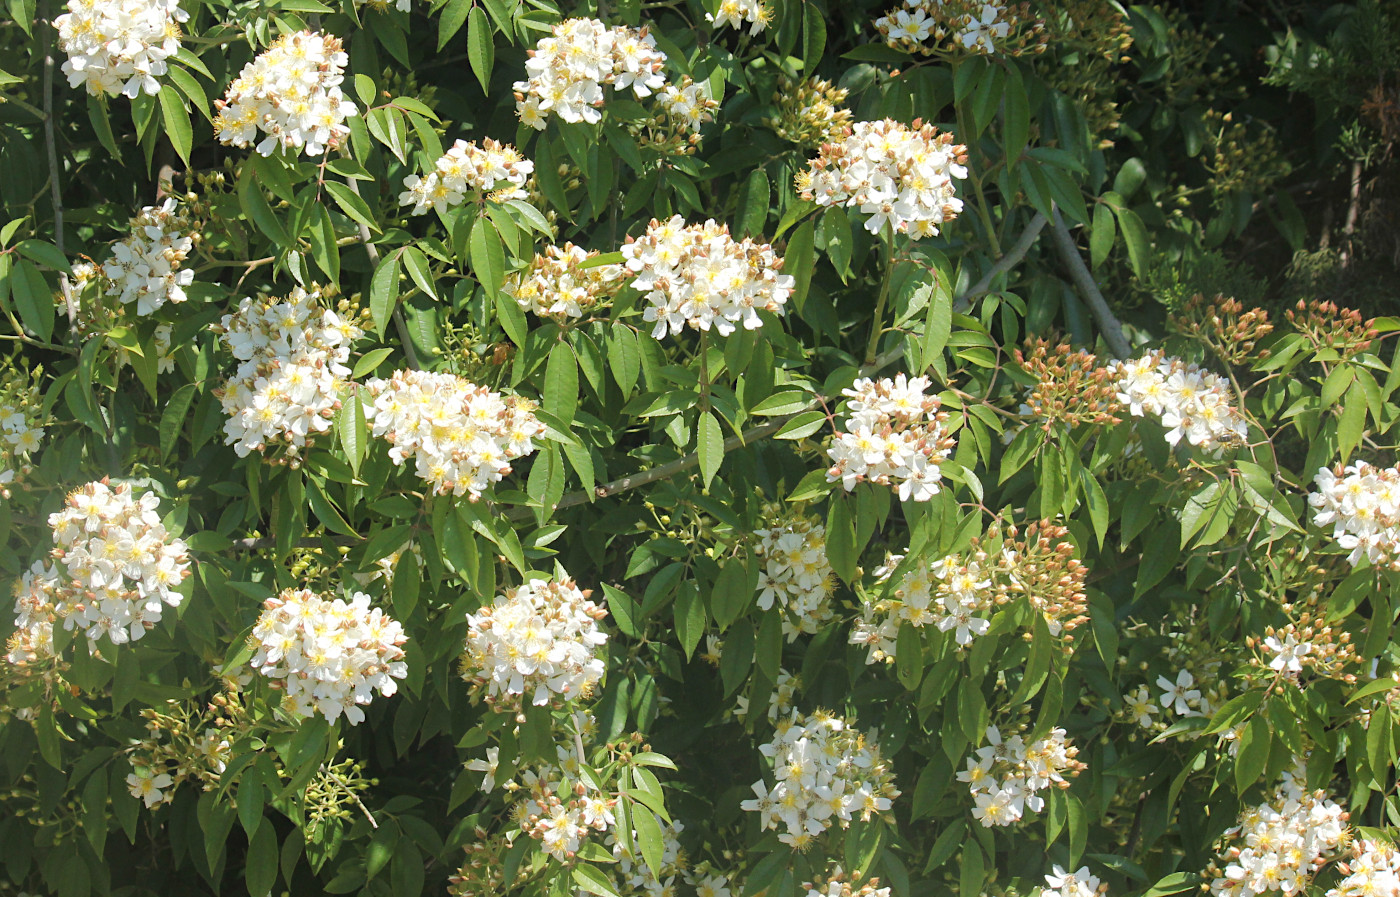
left=773, top=410, right=826, bottom=440
left=784, top=219, right=816, bottom=313
left=710, top=555, right=753, bottom=631
left=370, top=252, right=401, bottom=339
left=737, top=169, right=770, bottom=237
left=237, top=164, right=290, bottom=248
left=437, top=0, right=470, bottom=48
left=159, top=83, right=192, bottom=164
left=697, top=410, right=724, bottom=491
left=324, top=180, right=381, bottom=234
left=826, top=495, right=857, bottom=583
left=14, top=238, right=71, bottom=272
left=1144, top=874, right=1203, bottom=897
left=573, top=864, right=622, bottom=897
left=544, top=341, right=579, bottom=426
left=1002, top=64, right=1029, bottom=169
left=1114, top=207, right=1150, bottom=277
left=11, top=258, right=53, bottom=342
left=1234, top=713, right=1270, bottom=793
left=1090, top=202, right=1116, bottom=270
left=470, top=216, right=505, bottom=299
left=160, top=383, right=198, bottom=460
left=801, top=2, right=826, bottom=73
left=468, top=6, right=495, bottom=92
left=673, top=582, right=705, bottom=659
left=401, top=246, right=437, bottom=301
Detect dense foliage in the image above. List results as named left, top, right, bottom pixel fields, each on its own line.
left=1, top=1, right=1400, bottom=897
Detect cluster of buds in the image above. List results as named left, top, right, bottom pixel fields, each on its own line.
left=622, top=216, right=793, bottom=339
left=876, top=0, right=1046, bottom=57
left=1040, top=866, right=1106, bottom=897
left=798, top=119, right=968, bottom=238
left=1111, top=351, right=1248, bottom=452
left=1309, top=461, right=1400, bottom=570
left=1013, top=338, right=1123, bottom=429
left=707, top=0, right=772, bottom=34
left=56, top=0, right=187, bottom=98
left=1328, top=839, right=1400, bottom=897
left=214, top=287, right=363, bottom=465
left=506, top=243, right=624, bottom=321
left=514, top=18, right=668, bottom=128
left=362, top=369, right=544, bottom=500
left=124, top=695, right=243, bottom=808
left=249, top=588, right=409, bottom=725
left=41, top=480, right=191, bottom=647
left=753, top=508, right=835, bottom=639
left=1204, top=110, right=1292, bottom=207
left=1168, top=294, right=1274, bottom=366
left=740, top=710, right=900, bottom=849
left=462, top=574, right=608, bottom=709
left=102, top=198, right=198, bottom=315
left=0, top=365, right=45, bottom=498
left=448, top=830, right=534, bottom=897
left=398, top=138, right=534, bottom=216
left=633, top=78, right=719, bottom=153
left=1249, top=617, right=1358, bottom=687
left=213, top=31, right=357, bottom=157
left=802, top=869, right=891, bottom=897
left=961, top=724, right=1084, bottom=827
left=490, top=726, right=623, bottom=861
left=826, top=374, right=956, bottom=502
left=982, top=520, right=1090, bottom=638
left=1205, top=763, right=1349, bottom=897
left=1287, top=300, right=1378, bottom=361
left=765, top=76, right=854, bottom=151
left=1035, top=1, right=1132, bottom=148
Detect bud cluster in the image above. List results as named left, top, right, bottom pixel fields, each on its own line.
left=1287, top=300, right=1378, bottom=361
left=363, top=369, right=544, bottom=500
left=740, top=710, right=900, bottom=850
left=462, top=574, right=608, bottom=709
left=765, top=76, right=854, bottom=151
left=32, top=481, right=191, bottom=647
left=876, top=0, right=1046, bottom=57
left=1111, top=351, right=1248, bottom=452
left=622, top=216, right=794, bottom=340
left=798, top=119, right=968, bottom=238
left=125, top=695, right=242, bottom=808
left=513, top=18, right=668, bottom=128
left=1252, top=617, right=1358, bottom=686
left=0, top=366, right=45, bottom=498
left=826, top=373, right=956, bottom=502
left=1204, top=764, right=1348, bottom=897
left=1013, top=338, right=1123, bottom=429
left=398, top=138, right=534, bottom=217
left=213, top=31, right=358, bottom=157
left=961, top=724, right=1084, bottom=827
left=1309, top=461, right=1400, bottom=570
left=1036, top=1, right=1132, bottom=148
left=803, top=869, right=891, bottom=897
left=56, top=0, right=187, bottom=98
left=1168, top=294, right=1274, bottom=366
left=753, top=509, right=835, bottom=640
left=506, top=242, right=624, bottom=321
left=102, top=198, right=197, bottom=316
left=249, top=588, right=408, bottom=725
left=215, top=287, right=362, bottom=464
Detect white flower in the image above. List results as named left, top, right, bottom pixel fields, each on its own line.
left=1110, top=351, right=1247, bottom=453
left=363, top=370, right=544, bottom=500
left=127, top=769, right=174, bottom=808
left=1123, top=685, right=1158, bottom=728
left=464, top=746, right=501, bottom=791
left=101, top=199, right=196, bottom=315
left=215, top=287, right=359, bottom=463
left=741, top=711, right=899, bottom=849
left=0, top=368, right=45, bottom=496
left=707, top=0, right=771, bottom=34
left=250, top=588, right=408, bottom=724
left=876, top=0, right=1029, bottom=56
left=1264, top=634, right=1312, bottom=674
left=1328, top=839, right=1400, bottom=897
left=754, top=509, right=835, bottom=639
left=1156, top=669, right=1202, bottom=716
left=506, top=243, right=624, bottom=321
left=214, top=31, right=357, bottom=157
left=622, top=216, right=793, bottom=340
left=398, top=138, right=533, bottom=216
left=799, top=119, right=967, bottom=238
left=56, top=0, right=187, bottom=98
left=963, top=725, right=1082, bottom=827
left=1042, top=865, right=1102, bottom=897
left=462, top=573, right=607, bottom=707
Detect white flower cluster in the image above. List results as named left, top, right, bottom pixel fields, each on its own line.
left=1328, top=840, right=1400, bottom=897
left=249, top=588, right=408, bottom=725
left=506, top=242, right=624, bottom=321
left=960, top=725, right=1082, bottom=827
left=798, top=119, right=968, bottom=238
left=707, top=0, right=772, bottom=35
left=56, top=0, right=187, bottom=98
left=398, top=138, right=534, bottom=216
left=826, top=374, right=955, bottom=501
left=103, top=199, right=195, bottom=315
left=1040, top=866, right=1104, bottom=897
left=1207, top=766, right=1348, bottom=897
left=1309, top=461, right=1400, bottom=570
left=0, top=370, right=45, bottom=495
left=462, top=574, right=608, bottom=708
left=363, top=370, right=544, bottom=500
left=7, top=562, right=59, bottom=668
left=851, top=552, right=995, bottom=663
left=803, top=871, right=892, bottom=897
left=213, top=31, right=357, bottom=157
left=754, top=511, right=834, bottom=639
left=622, top=215, right=793, bottom=340
left=40, top=481, right=191, bottom=646
left=514, top=18, right=668, bottom=127
left=740, top=711, right=899, bottom=850
left=216, top=287, right=360, bottom=462
left=1112, top=352, right=1248, bottom=452
left=876, top=0, right=1015, bottom=54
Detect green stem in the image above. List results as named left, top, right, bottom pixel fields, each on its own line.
left=865, top=231, right=896, bottom=365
